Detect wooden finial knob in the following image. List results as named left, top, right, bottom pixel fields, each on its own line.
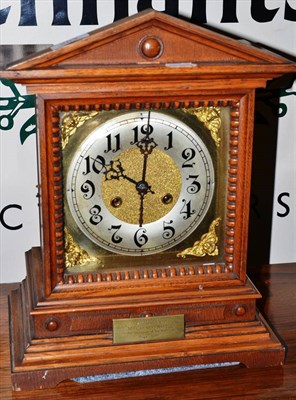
left=45, top=318, right=60, bottom=331
left=140, top=37, right=163, bottom=59
left=235, top=305, right=247, bottom=316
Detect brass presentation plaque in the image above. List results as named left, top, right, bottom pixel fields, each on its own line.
left=113, top=315, right=185, bottom=344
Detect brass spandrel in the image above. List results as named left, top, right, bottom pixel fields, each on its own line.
left=61, top=110, right=99, bottom=150
left=177, top=217, right=221, bottom=258
left=184, top=107, right=221, bottom=147
left=65, top=227, right=102, bottom=268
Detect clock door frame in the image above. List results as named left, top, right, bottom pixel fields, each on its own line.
left=38, top=91, right=253, bottom=294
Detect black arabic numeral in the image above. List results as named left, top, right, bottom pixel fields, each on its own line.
left=105, top=133, right=121, bottom=153
left=131, top=125, right=139, bottom=145
left=83, top=155, right=106, bottom=175
left=181, top=148, right=196, bottom=168
left=108, top=225, right=123, bottom=244
left=134, top=228, right=148, bottom=248
left=180, top=199, right=196, bottom=220
left=162, top=220, right=175, bottom=240
left=186, top=175, right=201, bottom=194
left=83, top=155, right=91, bottom=175
left=89, top=205, right=103, bottom=225
left=131, top=123, right=154, bottom=145
left=164, top=131, right=173, bottom=150
left=141, top=122, right=153, bottom=135
left=81, top=179, right=95, bottom=199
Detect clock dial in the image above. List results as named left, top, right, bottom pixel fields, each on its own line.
left=66, top=110, right=215, bottom=255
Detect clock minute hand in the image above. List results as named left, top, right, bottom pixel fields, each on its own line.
left=136, top=112, right=158, bottom=185
left=136, top=136, right=157, bottom=158
left=136, top=113, right=158, bottom=226
left=136, top=110, right=158, bottom=160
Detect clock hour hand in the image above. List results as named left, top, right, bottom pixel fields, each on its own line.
left=104, top=159, right=137, bottom=185
left=104, top=159, right=154, bottom=194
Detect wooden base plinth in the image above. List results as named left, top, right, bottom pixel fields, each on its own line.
left=9, top=284, right=285, bottom=391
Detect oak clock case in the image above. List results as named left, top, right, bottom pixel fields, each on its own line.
left=62, top=107, right=227, bottom=273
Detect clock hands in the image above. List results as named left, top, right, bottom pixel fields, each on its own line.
left=136, top=111, right=158, bottom=226
left=104, top=159, right=155, bottom=194
left=103, top=111, right=158, bottom=227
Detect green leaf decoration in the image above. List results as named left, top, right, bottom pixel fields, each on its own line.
left=0, top=79, right=36, bottom=143
left=256, top=85, right=295, bottom=118
left=20, top=114, right=37, bottom=144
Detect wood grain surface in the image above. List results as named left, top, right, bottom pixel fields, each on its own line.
left=1, top=263, right=295, bottom=399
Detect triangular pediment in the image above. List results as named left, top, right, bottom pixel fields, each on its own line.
left=6, top=10, right=292, bottom=71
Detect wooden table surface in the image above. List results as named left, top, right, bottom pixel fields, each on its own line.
left=1, top=263, right=295, bottom=399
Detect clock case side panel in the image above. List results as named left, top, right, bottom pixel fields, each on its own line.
left=22, top=96, right=53, bottom=302
left=36, top=94, right=257, bottom=300
left=32, top=96, right=66, bottom=299
left=226, top=92, right=256, bottom=281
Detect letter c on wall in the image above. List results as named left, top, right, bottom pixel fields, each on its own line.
left=0, top=204, right=23, bottom=230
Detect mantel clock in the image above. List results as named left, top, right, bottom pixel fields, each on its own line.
left=2, top=10, right=295, bottom=390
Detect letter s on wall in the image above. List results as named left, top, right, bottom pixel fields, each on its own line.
left=277, top=192, right=290, bottom=218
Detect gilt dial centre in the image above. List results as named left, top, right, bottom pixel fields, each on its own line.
left=101, top=147, right=182, bottom=225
